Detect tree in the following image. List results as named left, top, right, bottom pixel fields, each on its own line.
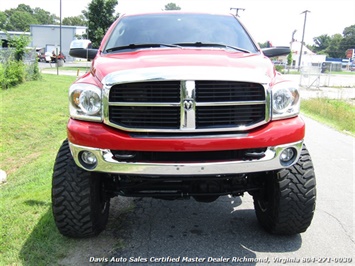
left=1, top=5, right=58, bottom=32
left=6, top=11, right=37, bottom=31
left=83, top=0, right=118, bottom=48
left=310, top=25, right=355, bottom=58
left=16, top=4, right=33, bottom=14
left=0, top=12, right=6, bottom=30
left=8, top=34, right=30, bottom=61
left=311, top=34, right=331, bottom=53
left=62, top=15, right=86, bottom=26
left=164, top=3, right=181, bottom=10
left=33, top=7, right=58, bottom=24
left=326, top=34, right=343, bottom=58
left=287, top=52, right=292, bottom=66
left=339, top=24, right=355, bottom=56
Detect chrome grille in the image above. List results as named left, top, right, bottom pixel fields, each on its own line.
left=107, top=80, right=268, bottom=132
left=196, top=105, right=265, bottom=128
left=109, top=81, right=180, bottom=102
left=109, top=106, right=180, bottom=129
left=196, top=81, right=265, bottom=102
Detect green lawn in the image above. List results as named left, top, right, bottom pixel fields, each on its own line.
left=301, top=98, right=355, bottom=135
left=0, top=74, right=77, bottom=265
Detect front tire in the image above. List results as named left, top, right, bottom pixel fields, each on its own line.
left=52, top=139, right=110, bottom=238
left=253, top=145, right=316, bottom=235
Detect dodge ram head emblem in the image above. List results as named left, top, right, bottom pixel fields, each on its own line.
left=183, top=100, right=194, bottom=111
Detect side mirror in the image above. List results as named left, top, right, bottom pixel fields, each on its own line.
left=261, top=46, right=290, bottom=58
left=69, top=40, right=98, bottom=60
left=69, top=48, right=98, bottom=60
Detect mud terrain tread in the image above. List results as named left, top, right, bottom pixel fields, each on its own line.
left=254, top=145, right=316, bottom=235
left=52, top=140, right=109, bottom=237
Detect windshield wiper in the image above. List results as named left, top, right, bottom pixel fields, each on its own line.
left=173, top=42, right=251, bottom=53
left=105, top=43, right=182, bottom=53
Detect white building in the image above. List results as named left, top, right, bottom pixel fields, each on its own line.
left=276, top=41, right=326, bottom=69
left=290, top=41, right=326, bottom=68
left=30, top=25, right=87, bottom=61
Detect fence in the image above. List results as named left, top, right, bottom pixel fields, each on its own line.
left=0, top=48, right=40, bottom=89
left=300, top=63, right=355, bottom=89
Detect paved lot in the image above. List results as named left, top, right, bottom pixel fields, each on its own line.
left=59, top=118, right=354, bottom=266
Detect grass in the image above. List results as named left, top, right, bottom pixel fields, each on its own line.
left=301, top=98, right=355, bottom=135
left=0, top=74, right=354, bottom=265
left=43, top=66, right=90, bottom=71
left=325, top=70, right=355, bottom=75
left=0, top=74, right=77, bottom=265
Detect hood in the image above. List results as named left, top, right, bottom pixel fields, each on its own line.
left=90, top=49, right=275, bottom=85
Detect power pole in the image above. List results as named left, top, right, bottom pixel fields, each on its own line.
left=288, top=30, right=297, bottom=73
left=298, top=10, right=310, bottom=71
left=230, top=7, right=245, bottom=17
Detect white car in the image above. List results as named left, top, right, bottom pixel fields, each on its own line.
left=44, top=52, right=52, bottom=63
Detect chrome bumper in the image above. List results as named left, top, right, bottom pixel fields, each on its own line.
left=69, top=141, right=303, bottom=176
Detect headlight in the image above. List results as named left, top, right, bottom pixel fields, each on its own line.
left=69, top=83, right=102, bottom=121
left=272, top=82, right=300, bottom=120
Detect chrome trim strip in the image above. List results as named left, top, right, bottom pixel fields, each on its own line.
left=102, top=66, right=271, bottom=86
left=181, top=80, right=196, bottom=130
left=108, top=102, right=180, bottom=107
left=128, top=133, right=249, bottom=139
left=69, top=140, right=304, bottom=176
left=196, top=100, right=265, bottom=106
left=108, top=100, right=264, bottom=107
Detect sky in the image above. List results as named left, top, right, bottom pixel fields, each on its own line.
left=1, top=0, right=354, bottom=46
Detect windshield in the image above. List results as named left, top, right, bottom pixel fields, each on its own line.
left=104, top=13, right=258, bottom=53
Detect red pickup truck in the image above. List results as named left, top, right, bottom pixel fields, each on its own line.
left=52, top=12, right=316, bottom=238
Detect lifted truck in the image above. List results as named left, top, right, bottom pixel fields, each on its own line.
left=52, top=12, right=316, bottom=238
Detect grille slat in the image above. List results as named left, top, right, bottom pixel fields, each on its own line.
left=109, top=81, right=180, bottom=102
left=197, top=105, right=265, bottom=128
left=196, top=81, right=265, bottom=102
left=108, top=80, right=266, bottom=131
left=109, top=106, right=180, bottom=129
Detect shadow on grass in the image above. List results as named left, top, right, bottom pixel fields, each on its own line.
left=19, top=207, right=72, bottom=266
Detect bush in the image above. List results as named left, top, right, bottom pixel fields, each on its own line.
left=0, top=64, right=5, bottom=88
left=0, top=34, right=41, bottom=89
left=26, top=59, right=41, bottom=81
left=275, top=65, right=285, bottom=73
left=1, top=61, right=26, bottom=89
left=0, top=48, right=41, bottom=89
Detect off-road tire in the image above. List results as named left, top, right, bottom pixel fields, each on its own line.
left=253, top=145, right=316, bottom=235
left=52, top=139, right=110, bottom=238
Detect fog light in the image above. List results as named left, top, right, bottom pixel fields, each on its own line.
left=80, top=151, right=97, bottom=168
left=280, top=148, right=296, bottom=166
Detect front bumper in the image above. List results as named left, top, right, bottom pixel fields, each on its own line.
left=67, top=116, right=305, bottom=175
left=69, top=140, right=303, bottom=175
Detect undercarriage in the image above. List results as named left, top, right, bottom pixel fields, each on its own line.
left=103, top=173, right=264, bottom=202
